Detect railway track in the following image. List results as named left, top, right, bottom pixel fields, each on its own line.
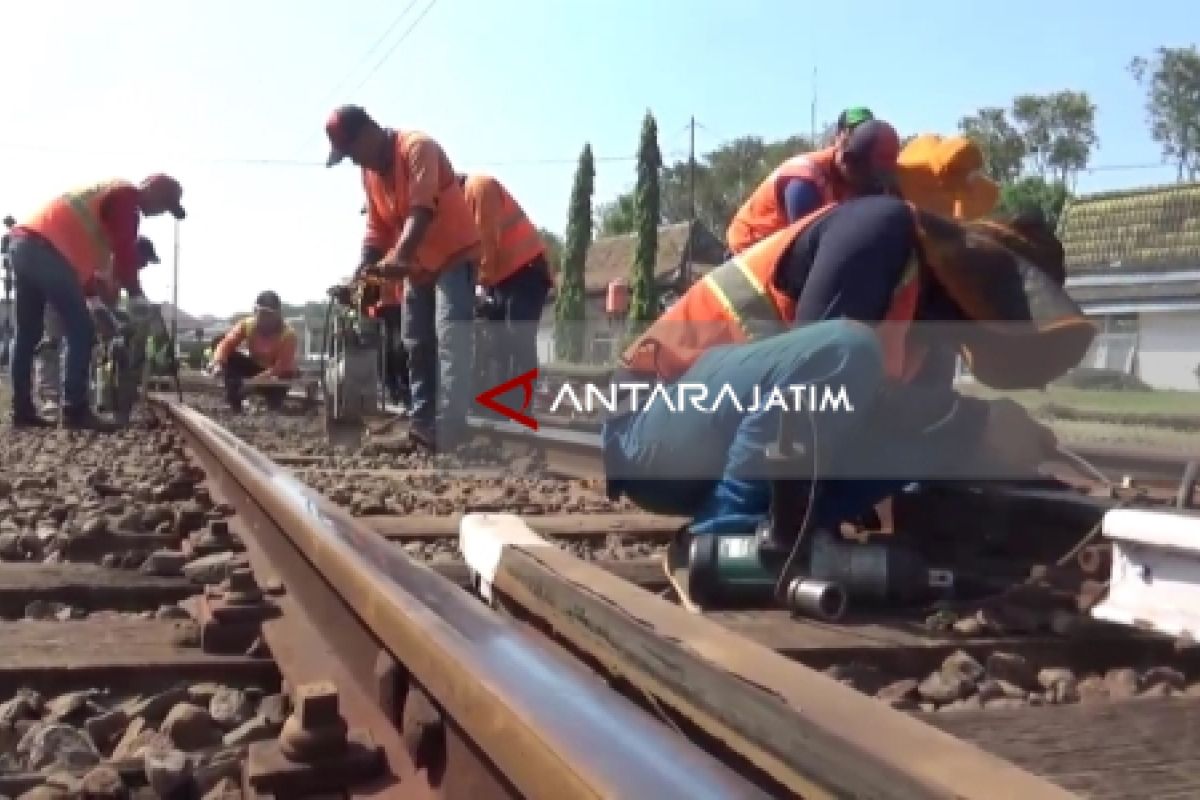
left=2, top=390, right=1199, bottom=798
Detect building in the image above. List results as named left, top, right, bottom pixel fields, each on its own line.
left=538, top=221, right=726, bottom=364
left=1057, top=182, right=1200, bottom=390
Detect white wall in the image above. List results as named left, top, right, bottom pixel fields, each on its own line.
left=1137, top=311, right=1200, bottom=391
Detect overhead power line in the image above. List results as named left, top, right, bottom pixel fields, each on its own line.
left=347, top=0, right=440, bottom=96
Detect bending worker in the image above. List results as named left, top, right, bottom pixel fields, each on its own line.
left=725, top=118, right=901, bottom=255
left=37, top=236, right=162, bottom=414
left=325, top=105, right=481, bottom=451
left=210, top=291, right=298, bottom=412
left=458, top=172, right=553, bottom=388
left=7, top=175, right=186, bottom=431
left=603, top=194, right=1095, bottom=606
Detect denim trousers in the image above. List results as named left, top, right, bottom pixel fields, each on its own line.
left=602, top=319, right=966, bottom=535
left=402, top=260, right=476, bottom=440
left=8, top=235, right=94, bottom=413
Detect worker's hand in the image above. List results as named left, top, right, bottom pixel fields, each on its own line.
left=208, top=361, right=224, bottom=378
left=369, top=254, right=412, bottom=281
left=974, top=397, right=1058, bottom=475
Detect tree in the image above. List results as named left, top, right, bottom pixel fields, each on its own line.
left=537, top=227, right=564, bottom=273
left=628, top=111, right=662, bottom=333
left=600, top=132, right=820, bottom=242
left=1130, top=46, right=1200, bottom=182
left=1010, top=91, right=1097, bottom=186
left=958, top=107, right=1026, bottom=182
left=998, top=177, right=1070, bottom=231
left=594, top=194, right=636, bottom=237
left=554, top=143, right=594, bottom=362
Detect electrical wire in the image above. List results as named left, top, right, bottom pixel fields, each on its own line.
left=344, top=0, right=440, bottom=96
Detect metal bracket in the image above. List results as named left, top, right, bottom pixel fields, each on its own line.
left=1091, top=507, right=1200, bottom=639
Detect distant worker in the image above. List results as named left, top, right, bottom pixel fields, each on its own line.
left=725, top=118, right=901, bottom=255
left=834, top=106, right=874, bottom=141
left=325, top=105, right=481, bottom=450
left=210, top=291, right=298, bottom=412
left=458, top=173, right=553, bottom=386
left=367, top=278, right=412, bottom=410
left=37, top=236, right=162, bottom=414
left=7, top=175, right=186, bottom=430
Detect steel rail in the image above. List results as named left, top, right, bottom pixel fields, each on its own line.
left=156, top=398, right=768, bottom=800
left=469, top=417, right=1200, bottom=492
left=465, top=514, right=1076, bottom=799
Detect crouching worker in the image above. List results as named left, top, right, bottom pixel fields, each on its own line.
left=602, top=194, right=1096, bottom=609
left=209, top=291, right=298, bottom=412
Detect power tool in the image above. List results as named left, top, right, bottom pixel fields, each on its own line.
left=683, top=409, right=954, bottom=619
left=323, top=279, right=383, bottom=446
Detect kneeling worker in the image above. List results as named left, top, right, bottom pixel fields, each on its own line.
left=210, top=291, right=298, bottom=412
left=604, top=195, right=1095, bottom=608
left=458, top=173, right=553, bottom=386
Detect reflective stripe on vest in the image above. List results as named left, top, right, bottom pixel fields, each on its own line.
left=24, top=180, right=128, bottom=286
left=702, top=257, right=787, bottom=341
left=705, top=250, right=921, bottom=364
left=241, top=317, right=295, bottom=365
left=62, top=185, right=114, bottom=278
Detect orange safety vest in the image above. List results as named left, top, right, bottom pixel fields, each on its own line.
left=20, top=179, right=136, bottom=291
left=462, top=174, right=546, bottom=287
left=362, top=132, right=481, bottom=279
left=367, top=279, right=405, bottom=318
left=726, top=148, right=843, bottom=255
left=622, top=203, right=926, bottom=383
left=239, top=316, right=297, bottom=369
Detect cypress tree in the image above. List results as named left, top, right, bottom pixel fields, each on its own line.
left=627, top=111, right=662, bottom=337
left=554, top=143, right=595, bottom=362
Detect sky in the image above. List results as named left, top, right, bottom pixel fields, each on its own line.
left=0, top=0, right=1195, bottom=317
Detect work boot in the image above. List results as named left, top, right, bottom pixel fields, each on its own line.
left=11, top=406, right=54, bottom=429
left=60, top=406, right=118, bottom=433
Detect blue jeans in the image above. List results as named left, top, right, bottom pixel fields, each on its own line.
left=402, top=260, right=476, bottom=440
left=489, top=255, right=551, bottom=404
left=602, top=320, right=963, bottom=535
left=9, top=235, right=95, bottom=413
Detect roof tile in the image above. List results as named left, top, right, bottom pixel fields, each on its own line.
left=1059, top=182, right=1200, bottom=272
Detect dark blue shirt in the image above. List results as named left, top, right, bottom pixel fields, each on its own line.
left=781, top=178, right=825, bottom=224
left=773, top=195, right=988, bottom=441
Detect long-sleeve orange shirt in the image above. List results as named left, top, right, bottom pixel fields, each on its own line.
left=213, top=317, right=298, bottom=377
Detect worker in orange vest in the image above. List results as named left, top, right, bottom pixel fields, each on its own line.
left=366, top=279, right=412, bottom=410
left=603, top=195, right=1095, bottom=585
left=458, top=173, right=553, bottom=389
left=210, top=291, right=299, bottom=412
left=725, top=118, right=901, bottom=255
left=325, top=105, right=481, bottom=451
left=7, top=175, right=185, bottom=431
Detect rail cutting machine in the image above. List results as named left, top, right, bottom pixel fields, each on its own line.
left=323, top=279, right=383, bottom=446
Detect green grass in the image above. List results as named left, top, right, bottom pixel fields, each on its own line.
left=958, top=384, right=1200, bottom=418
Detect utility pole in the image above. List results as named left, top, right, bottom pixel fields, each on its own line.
left=810, top=66, right=818, bottom=145
left=684, top=115, right=696, bottom=287
left=171, top=219, right=180, bottom=348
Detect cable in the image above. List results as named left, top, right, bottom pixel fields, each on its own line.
left=347, top=0, right=440, bottom=96
left=310, top=0, right=421, bottom=112
left=289, top=0, right=423, bottom=159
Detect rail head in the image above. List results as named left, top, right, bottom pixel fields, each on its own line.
left=462, top=512, right=1078, bottom=800
left=156, top=398, right=767, bottom=800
